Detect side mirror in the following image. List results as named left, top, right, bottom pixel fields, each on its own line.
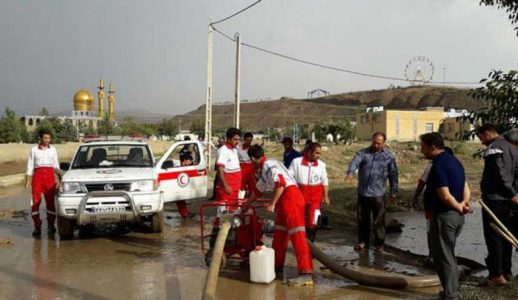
left=60, top=162, right=70, bottom=171
left=162, top=160, right=174, bottom=170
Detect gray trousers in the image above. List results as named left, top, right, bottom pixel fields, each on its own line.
left=429, top=211, right=464, bottom=300
left=357, top=195, right=386, bottom=247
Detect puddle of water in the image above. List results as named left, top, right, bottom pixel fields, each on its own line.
left=387, top=207, right=518, bottom=277
left=0, top=187, right=444, bottom=299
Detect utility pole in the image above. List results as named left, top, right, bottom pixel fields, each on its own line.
left=205, top=19, right=214, bottom=168
left=234, top=33, right=241, bottom=128
left=443, top=67, right=446, bottom=85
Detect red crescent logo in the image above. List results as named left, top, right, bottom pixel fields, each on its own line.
left=177, top=173, right=190, bottom=187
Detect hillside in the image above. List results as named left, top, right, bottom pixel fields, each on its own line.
left=305, top=86, right=481, bottom=109
left=178, top=98, right=360, bottom=131
left=176, top=86, right=481, bottom=131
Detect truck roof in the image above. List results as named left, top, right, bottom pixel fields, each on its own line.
left=79, top=140, right=149, bottom=146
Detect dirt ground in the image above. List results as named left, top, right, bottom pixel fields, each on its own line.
left=1, top=141, right=516, bottom=299
left=0, top=160, right=26, bottom=177
left=1, top=183, right=518, bottom=299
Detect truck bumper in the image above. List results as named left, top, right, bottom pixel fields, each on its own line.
left=57, top=190, right=163, bottom=225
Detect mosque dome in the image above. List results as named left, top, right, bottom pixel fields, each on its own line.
left=73, top=89, right=95, bottom=111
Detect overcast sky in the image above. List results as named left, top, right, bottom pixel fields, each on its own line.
left=1, top=0, right=517, bottom=116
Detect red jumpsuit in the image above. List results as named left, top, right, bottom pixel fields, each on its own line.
left=215, top=142, right=242, bottom=212
left=176, top=201, right=188, bottom=217
left=27, top=145, right=59, bottom=229
left=254, top=157, right=313, bottom=274
left=289, top=156, right=328, bottom=229
left=237, top=144, right=255, bottom=193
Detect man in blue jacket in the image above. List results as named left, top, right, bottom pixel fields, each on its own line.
left=346, top=132, right=398, bottom=253
left=282, top=136, right=301, bottom=168
left=477, top=124, right=518, bottom=287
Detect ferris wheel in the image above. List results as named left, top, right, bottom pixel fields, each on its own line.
left=404, top=56, right=435, bottom=85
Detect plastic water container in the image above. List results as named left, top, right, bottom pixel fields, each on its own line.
left=250, top=245, right=275, bottom=284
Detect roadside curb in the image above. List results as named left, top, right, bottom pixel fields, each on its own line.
left=0, top=173, right=24, bottom=187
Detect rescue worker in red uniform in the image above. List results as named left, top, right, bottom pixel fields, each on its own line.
left=215, top=127, right=242, bottom=212
left=289, top=142, right=329, bottom=242
left=237, top=132, right=255, bottom=196
left=26, top=129, right=61, bottom=237
left=248, top=144, right=314, bottom=286
left=175, top=152, right=194, bottom=218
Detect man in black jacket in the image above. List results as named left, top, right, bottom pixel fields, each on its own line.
left=477, top=124, right=518, bottom=286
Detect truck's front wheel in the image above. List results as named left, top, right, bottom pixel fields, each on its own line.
left=151, top=210, right=164, bottom=233
left=57, top=216, right=75, bottom=240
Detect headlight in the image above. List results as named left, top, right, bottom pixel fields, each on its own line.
left=130, top=180, right=157, bottom=192
left=62, top=182, right=87, bottom=194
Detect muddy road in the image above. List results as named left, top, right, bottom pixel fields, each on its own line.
left=0, top=185, right=511, bottom=299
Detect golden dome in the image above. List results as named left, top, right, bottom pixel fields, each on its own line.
left=73, top=89, right=95, bottom=111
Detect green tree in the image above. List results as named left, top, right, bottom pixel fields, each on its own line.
left=341, top=118, right=356, bottom=144
left=460, top=2, right=518, bottom=132
left=465, top=70, right=518, bottom=133
left=140, top=123, right=157, bottom=137
left=0, top=107, right=23, bottom=143
left=98, top=117, right=115, bottom=137
left=480, top=0, right=518, bottom=35
left=157, top=118, right=178, bottom=137
left=39, top=107, right=49, bottom=116
left=20, top=124, right=31, bottom=143
left=118, top=116, right=139, bottom=136
left=313, top=121, right=327, bottom=141
left=58, top=120, right=77, bottom=142
left=312, top=119, right=355, bottom=144
left=189, top=119, right=204, bottom=136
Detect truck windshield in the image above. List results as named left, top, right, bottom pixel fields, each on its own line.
left=71, top=144, right=153, bottom=169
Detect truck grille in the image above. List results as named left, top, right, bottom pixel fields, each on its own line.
left=85, top=183, right=131, bottom=192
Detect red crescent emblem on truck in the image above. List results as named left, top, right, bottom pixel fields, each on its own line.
left=177, top=173, right=190, bottom=187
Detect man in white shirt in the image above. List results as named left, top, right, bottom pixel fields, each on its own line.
left=237, top=132, right=255, bottom=196
left=26, top=129, right=61, bottom=236
left=289, top=142, right=329, bottom=241
left=215, top=128, right=242, bottom=212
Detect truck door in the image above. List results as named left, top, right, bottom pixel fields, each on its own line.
left=155, top=141, right=208, bottom=202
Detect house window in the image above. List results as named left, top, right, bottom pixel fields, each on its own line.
left=426, top=123, right=433, bottom=133
left=395, top=113, right=400, bottom=136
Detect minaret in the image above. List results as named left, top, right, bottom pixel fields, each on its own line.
left=97, top=79, right=105, bottom=119
left=108, top=83, right=115, bottom=121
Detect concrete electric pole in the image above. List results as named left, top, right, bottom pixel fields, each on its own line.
left=205, top=19, right=214, bottom=168
left=234, top=33, right=241, bottom=129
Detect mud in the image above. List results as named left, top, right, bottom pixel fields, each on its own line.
left=0, top=186, right=514, bottom=299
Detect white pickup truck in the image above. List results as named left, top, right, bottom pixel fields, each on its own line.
left=57, top=140, right=207, bottom=239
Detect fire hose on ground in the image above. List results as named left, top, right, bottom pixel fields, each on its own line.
left=202, top=220, right=231, bottom=300
left=308, top=240, right=441, bottom=288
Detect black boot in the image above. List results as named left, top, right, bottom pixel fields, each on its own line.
left=306, top=227, right=317, bottom=242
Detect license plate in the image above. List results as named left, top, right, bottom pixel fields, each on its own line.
left=92, top=206, right=126, bottom=213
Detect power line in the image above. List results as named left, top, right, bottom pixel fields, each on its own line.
left=211, top=25, right=482, bottom=85
left=210, top=0, right=263, bottom=26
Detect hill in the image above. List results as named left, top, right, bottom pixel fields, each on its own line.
left=305, top=85, right=481, bottom=109
left=175, top=86, right=481, bottom=131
